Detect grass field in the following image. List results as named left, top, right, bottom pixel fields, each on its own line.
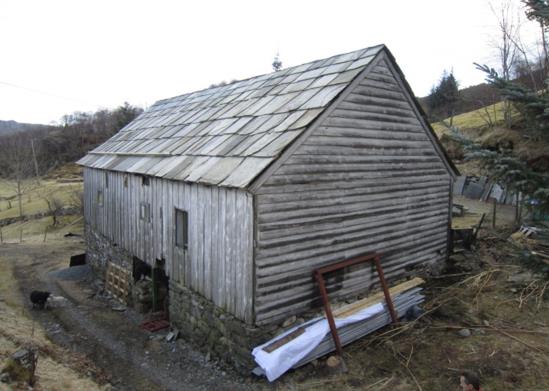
left=431, top=101, right=515, bottom=137
left=0, top=179, right=82, bottom=221
left=0, top=164, right=84, bottom=243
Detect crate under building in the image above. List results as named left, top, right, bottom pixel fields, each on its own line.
left=77, top=44, right=458, bottom=370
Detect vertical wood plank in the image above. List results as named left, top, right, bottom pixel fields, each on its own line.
left=203, top=185, right=212, bottom=300
left=210, top=187, right=219, bottom=304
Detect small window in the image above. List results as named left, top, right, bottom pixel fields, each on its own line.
left=123, top=175, right=128, bottom=188
left=175, top=209, right=188, bottom=249
left=140, top=202, right=151, bottom=222
left=142, top=176, right=150, bottom=186
left=97, top=190, right=103, bottom=206
left=105, top=173, right=109, bottom=189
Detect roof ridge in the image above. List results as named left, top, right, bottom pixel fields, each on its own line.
left=154, top=44, right=385, bottom=106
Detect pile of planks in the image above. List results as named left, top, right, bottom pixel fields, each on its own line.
left=252, top=278, right=425, bottom=381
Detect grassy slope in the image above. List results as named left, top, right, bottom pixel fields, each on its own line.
left=431, top=101, right=512, bottom=137
left=0, top=164, right=84, bottom=242
left=0, top=180, right=82, bottom=219
left=431, top=100, right=548, bottom=177
left=0, top=252, right=104, bottom=390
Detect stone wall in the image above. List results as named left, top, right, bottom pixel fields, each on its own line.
left=85, top=224, right=133, bottom=277
left=169, top=281, right=276, bottom=373
left=87, top=224, right=278, bottom=372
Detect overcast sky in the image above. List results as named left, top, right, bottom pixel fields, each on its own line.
left=0, top=0, right=541, bottom=125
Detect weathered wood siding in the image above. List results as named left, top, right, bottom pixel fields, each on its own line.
left=83, top=168, right=254, bottom=323
left=254, top=54, right=452, bottom=325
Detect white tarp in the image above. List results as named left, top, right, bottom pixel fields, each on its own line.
left=252, top=303, right=384, bottom=381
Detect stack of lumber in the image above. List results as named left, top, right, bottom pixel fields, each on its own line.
left=252, top=278, right=424, bottom=381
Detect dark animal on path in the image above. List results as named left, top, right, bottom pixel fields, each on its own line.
left=30, top=291, right=51, bottom=309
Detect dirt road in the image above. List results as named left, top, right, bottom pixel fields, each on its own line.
left=1, top=239, right=259, bottom=391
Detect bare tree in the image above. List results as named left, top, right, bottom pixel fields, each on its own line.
left=490, top=0, right=521, bottom=127
left=0, top=134, right=39, bottom=217
left=68, top=187, right=84, bottom=216
left=42, top=195, right=65, bottom=226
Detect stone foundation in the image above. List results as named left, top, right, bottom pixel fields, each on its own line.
left=86, top=225, right=276, bottom=372
left=85, top=225, right=133, bottom=277
left=169, top=281, right=275, bottom=373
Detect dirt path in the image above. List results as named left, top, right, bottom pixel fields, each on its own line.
left=2, top=240, right=259, bottom=391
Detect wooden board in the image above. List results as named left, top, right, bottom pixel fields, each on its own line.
left=333, top=277, right=424, bottom=318
left=452, top=212, right=484, bottom=230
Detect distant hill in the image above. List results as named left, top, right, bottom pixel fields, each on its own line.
left=418, top=68, right=546, bottom=121
left=0, top=120, right=53, bottom=136
left=418, top=83, right=500, bottom=121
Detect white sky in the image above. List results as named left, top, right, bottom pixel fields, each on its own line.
left=0, top=0, right=542, bottom=125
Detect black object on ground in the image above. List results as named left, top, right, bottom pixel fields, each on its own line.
left=69, top=253, right=86, bottom=267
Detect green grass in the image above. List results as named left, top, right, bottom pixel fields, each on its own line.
left=0, top=214, right=83, bottom=243
left=0, top=179, right=82, bottom=220
left=432, top=101, right=518, bottom=136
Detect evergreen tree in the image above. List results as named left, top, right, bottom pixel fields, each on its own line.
left=451, top=1, right=549, bottom=217
left=427, top=70, right=460, bottom=123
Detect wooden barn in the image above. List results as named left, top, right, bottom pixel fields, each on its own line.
left=78, top=44, right=457, bottom=367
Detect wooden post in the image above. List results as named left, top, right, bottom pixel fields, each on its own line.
left=515, top=192, right=521, bottom=225
left=492, top=198, right=497, bottom=229
left=0, top=227, right=3, bottom=244
left=152, top=267, right=158, bottom=312
left=30, top=139, right=40, bottom=184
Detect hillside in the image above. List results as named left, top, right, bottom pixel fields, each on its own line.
left=0, top=120, right=53, bottom=136
left=418, top=68, right=546, bottom=121
left=432, top=101, right=549, bottom=176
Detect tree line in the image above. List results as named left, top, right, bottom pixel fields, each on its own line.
left=0, top=102, right=143, bottom=180
left=0, top=103, right=143, bottom=219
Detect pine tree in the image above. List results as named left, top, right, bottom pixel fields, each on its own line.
left=426, top=70, right=460, bottom=123
left=453, top=0, right=549, bottom=217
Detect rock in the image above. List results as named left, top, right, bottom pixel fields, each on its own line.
left=111, top=304, right=127, bottom=312
left=325, top=355, right=348, bottom=374
left=0, top=372, right=10, bottom=383
left=165, top=329, right=179, bottom=342
left=1, top=349, right=36, bottom=384
left=507, top=271, right=536, bottom=285
left=326, top=355, right=341, bottom=367
left=282, top=316, right=297, bottom=328
left=483, top=320, right=490, bottom=326
left=458, top=328, right=472, bottom=337
left=12, top=350, right=29, bottom=361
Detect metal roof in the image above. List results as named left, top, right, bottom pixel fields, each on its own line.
left=78, top=45, right=385, bottom=188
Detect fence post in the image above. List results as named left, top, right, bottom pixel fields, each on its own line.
left=492, top=198, right=497, bottom=228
